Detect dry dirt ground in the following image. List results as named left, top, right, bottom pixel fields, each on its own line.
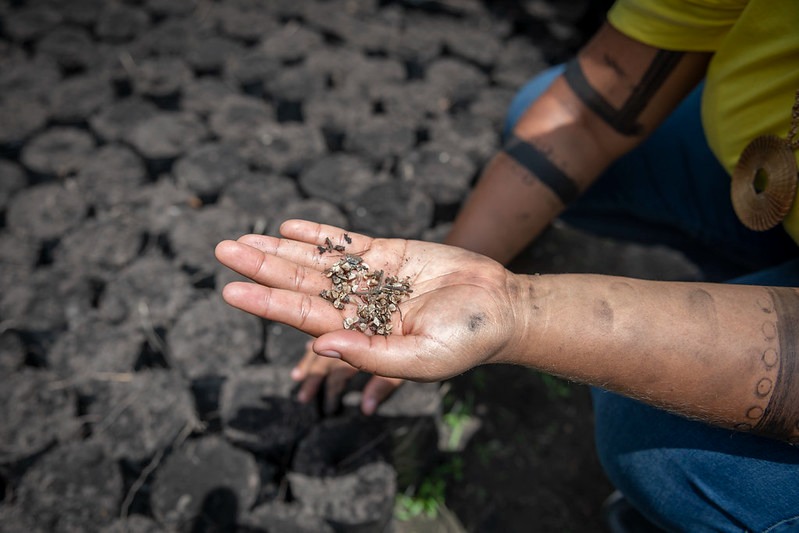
left=0, top=0, right=707, bottom=531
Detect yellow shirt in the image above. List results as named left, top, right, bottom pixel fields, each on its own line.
left=608, top=0, right=799, bottom=242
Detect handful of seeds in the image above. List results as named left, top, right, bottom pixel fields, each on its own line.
left=318, top=237, right=412, bottom=336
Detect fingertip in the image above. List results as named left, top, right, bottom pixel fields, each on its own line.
left=290, top=366, right=304, bottom=381
left=362, top=396, right=378, bottom=416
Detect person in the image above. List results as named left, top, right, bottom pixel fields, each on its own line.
left=216, top=1, right=799, bottom=530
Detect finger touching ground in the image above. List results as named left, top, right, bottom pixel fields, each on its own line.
left=221, top=282, right=340, bottom=337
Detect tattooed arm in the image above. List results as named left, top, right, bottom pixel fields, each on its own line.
left=505, top=275, right=799, bottom=444
left=216, top=222, right=799, bottom=443
left=445, top=22, right=712, bottom=263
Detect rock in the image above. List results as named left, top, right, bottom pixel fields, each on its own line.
left=99, top=254, right=194, bottom=328
left=0, top=96, right=48, bottom=150
left=220, top=366, right=318, bottom=457
left=267, top=198, right=349, bottom=237
left=185, top=36, right=244, bottom=75
left=36, top=25, right=97, bottom=72
left=0, top=159, right=27, bottom=211
left=241, top=502, right=334, bottom=533
left=131, top=57, right=194, bottom=105
left=75, top=143, right=148, bottom=210
left=48, top=317, right=143, bottom=380
left=219, top=172, right=302, bottom=229
left=209, top=95, right=274, bottom=142
left=173, top=142, right=249, bottom=198
left=258, top=22, right=323, bottom=63
left=48, top=73, right=115, bottom=124
left=298, top=153, right=385, bottom=209
left=84, top=369, right=199, bottom=461
left=6, top=181, right=87, bottom=241
left=17, top=441, right=123, bottom=531
left=19, top=126, right=95, bottom=178
left=233, top=121, right=326, bottom=176
left=346, top=181, right=434, bottom=239
left=399, top=142, right=476, bottom=205
left=95, top=3, right=150, bottom=43
left=150, top=435, right=261, bottom=531
left=4, top=6, right=62, bottom=43
left=89, top=97, right=160, bottom=143
left=126, top=111, right=208, bottom=162
left=167, top=205, right=250, bottom=277
left=264, top=322, right=312, bottom=367
left=0, top=369, right=80, bottom=463
left=289, top=419, right=396, bottom=532
left=167, top=294, right=263, bottom=380
left=344, top=116, right=416, bottom=165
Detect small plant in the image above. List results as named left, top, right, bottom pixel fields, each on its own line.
left=394, top=458, right=463, bottom=521
left=539, top=372, right=573, bottom=400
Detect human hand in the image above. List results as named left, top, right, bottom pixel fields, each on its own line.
left=292, top=340, right=404, bottom=416
left=215, top=220, right=522, bottom=382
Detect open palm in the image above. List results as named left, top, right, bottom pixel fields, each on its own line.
left=215, top=220, right=520, bottom=382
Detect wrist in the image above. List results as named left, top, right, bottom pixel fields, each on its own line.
left=494, top=271, right=550, bottom=367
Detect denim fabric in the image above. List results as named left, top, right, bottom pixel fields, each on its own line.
left=506, top=66, right=799, bottom=531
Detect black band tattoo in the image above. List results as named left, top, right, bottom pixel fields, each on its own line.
left=503, top=134, right=579, bottom=205
left=563, top=50, right=684, bottom=136
left=753, top=289, right=799, bottom=443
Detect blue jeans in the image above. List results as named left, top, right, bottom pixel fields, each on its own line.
left=507, top=67, right=799, bottom=532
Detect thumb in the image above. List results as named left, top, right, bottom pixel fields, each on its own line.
left=313, top=330, right=442, bottom=382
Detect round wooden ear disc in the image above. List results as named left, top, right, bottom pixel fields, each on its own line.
left=731, top=135, right=798, bottom=231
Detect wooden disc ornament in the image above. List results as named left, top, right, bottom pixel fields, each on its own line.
left=731, top=135, right=798, bottom=231
left=731, top=89, right=799, bottom=231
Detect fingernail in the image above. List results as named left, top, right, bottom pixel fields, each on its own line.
left=290, top=367, right=302, bottom=380
left=363, top=397, right=377, bottom=415
left=317, top=350, right=341, bottom=358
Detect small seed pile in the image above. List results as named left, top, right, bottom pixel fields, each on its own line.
left=318, top=237, right=412, bottom=336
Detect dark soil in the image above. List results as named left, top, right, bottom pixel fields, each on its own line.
left=0, top=0, right=705, bottom=531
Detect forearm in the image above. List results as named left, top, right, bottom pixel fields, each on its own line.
left=505, top=273, right=799, bottom=442
left=444, top=79, right=612, bottom=264
left=445, top=23, right=710, bottom=264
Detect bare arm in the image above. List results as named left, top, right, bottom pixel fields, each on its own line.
left=216, top=222, right=799, bottom=443
left=506, top=274, right=799, bottom=443
left=445, top=23, right=712, bottom=263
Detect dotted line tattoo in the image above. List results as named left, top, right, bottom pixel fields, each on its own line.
left=745, top=289, right=799, bottom=443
